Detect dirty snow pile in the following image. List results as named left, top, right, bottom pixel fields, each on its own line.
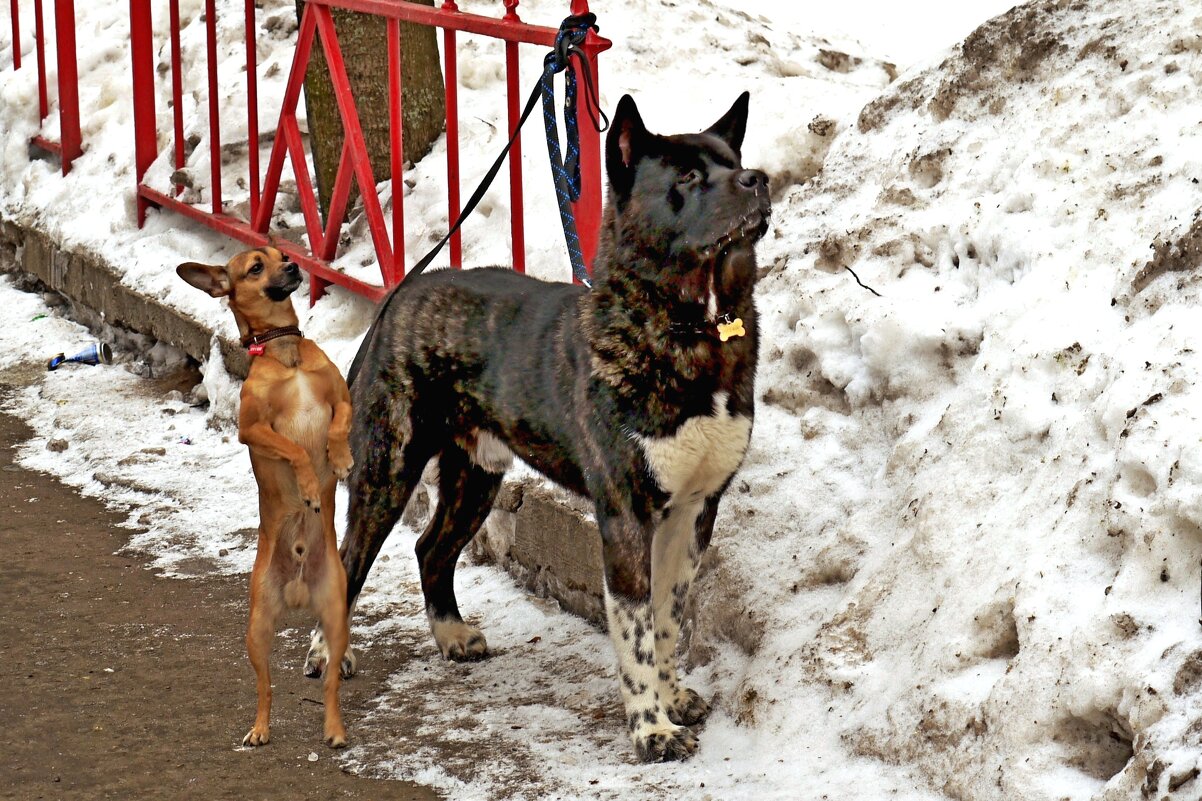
left=6, top=0, right=1202, bottom=799
left=709, top=1, right=1202, bottom=799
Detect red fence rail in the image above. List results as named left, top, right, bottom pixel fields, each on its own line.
left=129, top=0, right=610, bottom=304
left=8, top=0, right=82, bottom=174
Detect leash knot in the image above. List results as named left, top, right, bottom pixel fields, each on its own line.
left=546, top=13, right=597, bottom=74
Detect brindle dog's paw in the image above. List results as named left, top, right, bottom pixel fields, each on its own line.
left=667, top=687, right=711, bottom=728
left=338, top=647, right=357, bottom=678
left=304, top=635, right=357, bottom=679
left=243, top=725, right=270, bottom=747
left=303, top=652, right=323, bottom=678
left=632, top=724, right=698, bottom=762
left=431, top=618, right=489, bottom=662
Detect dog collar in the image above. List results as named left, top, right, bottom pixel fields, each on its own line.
left=243, top=325, right=303, bottom=356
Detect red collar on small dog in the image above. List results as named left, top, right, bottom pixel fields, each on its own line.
left=243, top=326, right=303, bottom=356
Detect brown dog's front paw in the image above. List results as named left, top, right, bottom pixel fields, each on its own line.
left=632, top=723, right=698, bottom=762
left=243, top=725, right=270, bottom=747
left=328, top=445, right=353, bottom=481
left=667, top=687, right=711, bottom=728
left=297, top=473, right=322, bottom=513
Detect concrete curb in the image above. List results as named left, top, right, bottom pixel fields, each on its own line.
left=0, top=216, right=607, bottom=626
left=0, top=219, right=251, bottom=378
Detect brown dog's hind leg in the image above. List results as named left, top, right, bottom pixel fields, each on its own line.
left=417, top=446, right=504, bottom=661
left=243, top=558, right=279, bottom=746
left=316, top=587, right=349, bottom=747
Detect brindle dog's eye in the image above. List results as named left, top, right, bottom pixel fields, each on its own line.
left=677, top=169, right=701, bottom=186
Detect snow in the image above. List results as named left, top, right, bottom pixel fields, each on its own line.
left=4, top=0, right=1202, bottom=800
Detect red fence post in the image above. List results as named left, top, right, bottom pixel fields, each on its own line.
left=33, top=0, right=47, bottom=119
left=204, top=0, right=222, bottom=214
left=53, top=0, right=81, bottom=173
left=9, top=0, right=20, bottom=69
left=129, top=0, right=158, bottom=227
left=442, top=0, right=461, bottom=269
left=169, top=0, right=184, bottom=195
left=313, top=7, right=392, bottom=248
left=244, top=0, right=261, bottom=219
left=502, top=1, right=525, bottom=273
left=386, top=16, right=405, bottom=284
left=252, top=3, right=318, bottom=233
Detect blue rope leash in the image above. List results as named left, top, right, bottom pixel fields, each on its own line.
left=540, top=14, right=607, bottom=287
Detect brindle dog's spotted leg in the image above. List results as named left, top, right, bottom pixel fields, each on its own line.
left=599, top=510, right=697, bottom=762
left=650, top=496, right=718, bottom=728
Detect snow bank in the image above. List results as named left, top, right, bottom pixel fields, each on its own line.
left=712, top=1, right=1202, bottom=798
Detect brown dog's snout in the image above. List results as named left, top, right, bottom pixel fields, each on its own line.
left=283, top=261, right=300, bottom=277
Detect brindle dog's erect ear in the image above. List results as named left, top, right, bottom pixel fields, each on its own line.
left=704, top=91, right=750, bottom=156
left=176, top=262, right=232, bottom=298
left=606, top=94, right=649, bottom=198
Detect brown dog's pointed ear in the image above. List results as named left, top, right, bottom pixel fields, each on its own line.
left=176, top=262, right=231, bottom=298
left=704, top=91, right=750, bottom=156
left=606, top=94, right=649, bottom=198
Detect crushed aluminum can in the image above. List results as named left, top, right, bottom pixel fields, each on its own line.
left=47, top=342, right=113, bottom=371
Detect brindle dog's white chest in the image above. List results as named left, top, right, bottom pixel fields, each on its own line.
left=636, top=392, right=752, bottom=502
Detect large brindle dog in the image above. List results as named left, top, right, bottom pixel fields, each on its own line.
left=307, top=92, right=769, bottom=762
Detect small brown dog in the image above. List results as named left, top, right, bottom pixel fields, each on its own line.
left=177, top=246, right=353, bottom=748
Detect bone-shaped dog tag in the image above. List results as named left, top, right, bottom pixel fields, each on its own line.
left=248, top=344, right=266, bottom=356
left=717, top=316, right=745, bottom=342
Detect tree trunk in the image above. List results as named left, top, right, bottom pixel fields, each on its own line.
left=296, top=1, right=446, bottom=225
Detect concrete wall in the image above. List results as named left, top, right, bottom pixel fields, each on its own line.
left=0, top=220, right=250, bottom=378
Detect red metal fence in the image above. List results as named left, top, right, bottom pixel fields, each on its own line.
left=129, top=0, right=611, bottom=304
left=8, top=0, right=82, bottom=174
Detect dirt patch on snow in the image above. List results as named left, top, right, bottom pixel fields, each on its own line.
left=1129, top=210, right=1202, bottom=296
left=857, top=0, right=1120, bottom=132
